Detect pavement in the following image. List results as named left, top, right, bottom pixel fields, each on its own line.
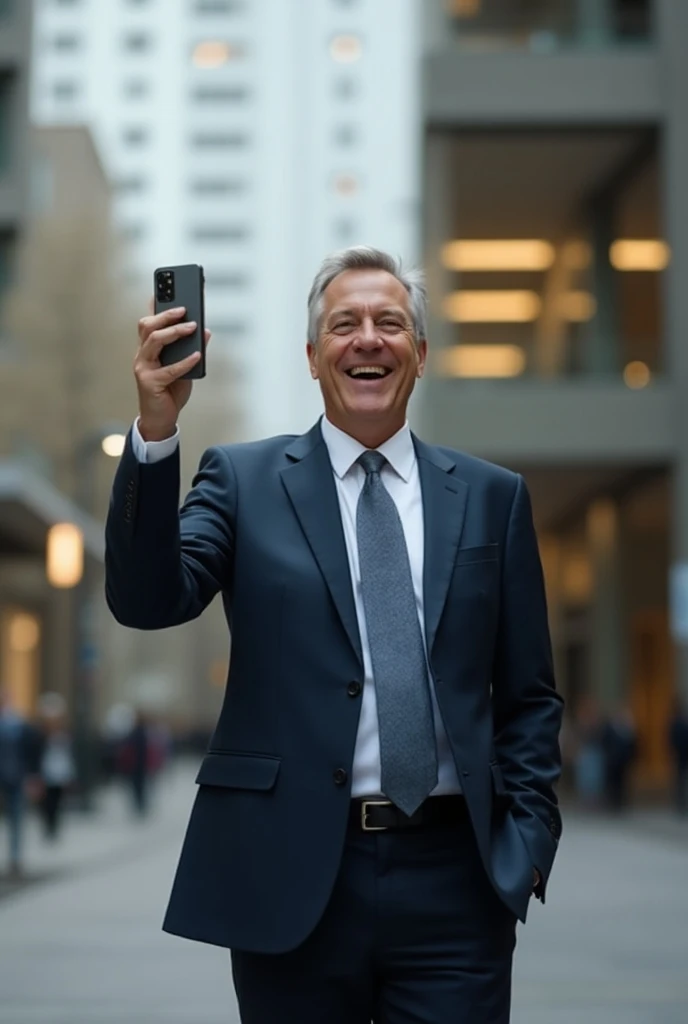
left=0, top=763, right=687, bottom=1023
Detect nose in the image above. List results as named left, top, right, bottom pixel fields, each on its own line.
left=354, top=316, right=382, bottom=349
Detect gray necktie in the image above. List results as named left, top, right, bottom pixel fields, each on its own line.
left=356, top=450, right=438, bottom=816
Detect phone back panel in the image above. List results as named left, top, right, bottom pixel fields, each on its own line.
left=155, top=264, right=206, bottom=380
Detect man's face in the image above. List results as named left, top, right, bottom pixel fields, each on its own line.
left=307, top=269, right=426, bottom=442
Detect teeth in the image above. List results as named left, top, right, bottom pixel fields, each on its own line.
left=349, top=366, right=387, bottom=377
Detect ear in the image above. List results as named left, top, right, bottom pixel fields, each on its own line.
left=416, top=338, right=428, bottom=379
left=306, top=341, right=319, bottom=380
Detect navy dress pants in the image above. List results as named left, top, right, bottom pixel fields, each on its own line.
left=231, top=815, right=517, bottom=1023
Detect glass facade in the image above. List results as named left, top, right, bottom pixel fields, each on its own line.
left=446, top=0, right=653, bottom=52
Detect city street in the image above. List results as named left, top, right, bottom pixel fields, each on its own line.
left=1, top=765, right=687, bottom=1024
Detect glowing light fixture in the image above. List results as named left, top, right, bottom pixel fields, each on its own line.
left=450, top=0, right=482, bottom=15
left=333, top=174, right=359, bottom=196
left=330, top=35, right=363, bottom=63
left=443, top=290, right=541, bottom=323
left=101, top=433, right=126, bottom=458
left=623, top=361, right=651, bottom=389
left=442, top=240, right=555, bottom=272
left=610, top=239, right=670, bottom=271
left=9, top=614, right=41, bottom=654
left=436, top=344, right=526, bottom=378
left=47, top=523, right=84, bottom=589
left=192, top=41, right=239, bottom=68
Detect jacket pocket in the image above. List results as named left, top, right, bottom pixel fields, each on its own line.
left=195, top=751, right=281, bottom=791
left=490, top=761, right=514, bottom=809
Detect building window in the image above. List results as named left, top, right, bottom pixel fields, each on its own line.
left=329, top=34, right=363, bottom=63
left=123, top=32, right=152, bottom=52
left=122, top=126, right=150, bottom=146
left=117, top=175, right=147, bottom=193
left=191, top=85, right=250, bottom=103
left=334, top=76, right=358, bottom=100
left=333, top=124, right=357, bottom=147
left=53, top=80, right=81, bottom=101
left=204, top=271, right=249, bottom=288
left=334, top=218, right=358, bottom=242
left=189, top=225, right=249, bottom=241
left=192, top=40, right=245, bottom=68
left=190, top=132, right=249, bottom=148
left=51, top=34, right=82, bottom=51
left=189, top=178, right=247, bottom=195
left=123, top=79, right=150, bottom=98
left=195, top=0, right=244, bottom=11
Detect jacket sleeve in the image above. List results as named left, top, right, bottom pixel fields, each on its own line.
left=492, top=474, right=564, bottom=899
left=105, top=431, right=235, bottom=630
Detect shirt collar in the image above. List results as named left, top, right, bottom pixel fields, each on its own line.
left=320, top=416, right=415, bottom=483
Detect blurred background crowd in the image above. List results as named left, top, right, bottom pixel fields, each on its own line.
left=2, top=0, right=688, bottom=880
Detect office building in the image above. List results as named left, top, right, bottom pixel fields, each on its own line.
left=419, top=0, right=686, bottom=789
left=32, top=0, right=422, bottom=438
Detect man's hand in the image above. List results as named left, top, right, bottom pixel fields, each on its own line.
left=533, top=868, right=542, bottom=892
left=135, top=302, right=212, bottom=442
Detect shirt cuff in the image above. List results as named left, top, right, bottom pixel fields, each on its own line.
left=131, top=418, right=180, bottom=464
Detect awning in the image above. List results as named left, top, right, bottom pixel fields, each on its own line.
left=0, top=460, right=104, bottom=560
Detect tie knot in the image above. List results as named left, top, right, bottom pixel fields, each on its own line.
left=358, top=450, right=386, bottom=476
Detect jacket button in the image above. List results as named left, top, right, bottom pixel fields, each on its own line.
left=347, top=681, right=362, bottom=698
left=333, top=768, right=348, bottom=786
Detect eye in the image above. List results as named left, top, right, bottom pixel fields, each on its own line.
left=379, top=319, right=403, bottom=330
left=333, top=320, right=355, bottom=332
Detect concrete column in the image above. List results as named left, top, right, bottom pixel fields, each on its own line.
left=587, top=499, right=625, bottom=710
left=657, top=0, right=688, bottom=704
left=583, top=200, right=620, bottom=374
left=577, top=0, right=613, bottom=46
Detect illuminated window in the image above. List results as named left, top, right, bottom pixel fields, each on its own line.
left=330, top=35, right=363, bottom=63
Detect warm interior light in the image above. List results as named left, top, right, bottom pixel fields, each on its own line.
left=436, top=344, right=526, bottom=378
left=101, top=433, right=126, bottom=458
left=47, top=523, right=84, bottom=589
left=623, top=361, right=651, bottom=389
left=9, top=614, right=41, bottom=654
left=562, top=240, right=593, bottom=271
left=610, top=239, right=670, bottom=271
left=443, top=290, right=541, bottom=323
left=448, top=0, right=482, bottom=15
left=442, top=240, right=555, bottom=272
left=192, top=41, right=238, bottom=68
left=558, top=291, right=597, bottom=322
left=330, top=35, right=363, bottom=63
left=333, top=174, right=359, bottom=196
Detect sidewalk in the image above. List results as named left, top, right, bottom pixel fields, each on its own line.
left=0, top=759, right=200, bottom=903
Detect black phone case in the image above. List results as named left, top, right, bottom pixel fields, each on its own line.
left=155, top=264, right=206, bottom=380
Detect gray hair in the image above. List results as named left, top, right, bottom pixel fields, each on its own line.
left=306, top=246, right=427, bottom=345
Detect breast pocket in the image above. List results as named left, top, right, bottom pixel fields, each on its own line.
left=195, top=751, right=281, bottom=791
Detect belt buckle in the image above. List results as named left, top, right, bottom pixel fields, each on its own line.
left=361, top=799, right=392, bottom=832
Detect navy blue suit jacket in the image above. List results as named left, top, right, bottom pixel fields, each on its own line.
left=105, top=421, right=563, bottom=953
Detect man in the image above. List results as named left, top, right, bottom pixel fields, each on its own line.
left=106, top=247, right=563, bottom=1023
left=0, top=686, right=40, bottom=878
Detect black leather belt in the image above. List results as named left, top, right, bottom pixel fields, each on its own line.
left=349, top=795, right=467, bottom=833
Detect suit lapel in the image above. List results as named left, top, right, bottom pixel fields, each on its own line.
left=280, top=424, right=363, bottom=667
left=414, top=437, right=468, bottom=654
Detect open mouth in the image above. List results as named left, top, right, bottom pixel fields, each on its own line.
left=344, top=366, right=393, bottom=381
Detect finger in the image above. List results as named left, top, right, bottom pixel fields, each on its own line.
left=138, top=306, right=187, bottom=342
left=204, top=329, right=212, bottom=345
left=140, top=321, right=197, bottom=361
left=161, top=351, right=202, bottom=381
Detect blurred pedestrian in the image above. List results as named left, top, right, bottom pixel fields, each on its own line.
left=668, top=697, right=688, bottom=815
left=0, top=686, right=40, bottom=878
left=105, top=246, right=563, bottom=1022
left=601, top=704, right=638, bottom=812
left=572, top=695, right=605, bottom=809
left=36, top=693, right=76, bottom=841
left=118, top=709, right=163, bottom=816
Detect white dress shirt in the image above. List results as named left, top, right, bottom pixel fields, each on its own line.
left=131, top=416, right=461, bottom=798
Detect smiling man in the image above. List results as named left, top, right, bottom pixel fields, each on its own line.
left=106, top=246, right=563, bottom=1024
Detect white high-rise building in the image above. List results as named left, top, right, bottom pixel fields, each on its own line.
left=32, top=0, right=422, bottom=439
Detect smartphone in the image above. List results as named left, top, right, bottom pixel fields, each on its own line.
left=154, top=264, right=206, bottom=380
